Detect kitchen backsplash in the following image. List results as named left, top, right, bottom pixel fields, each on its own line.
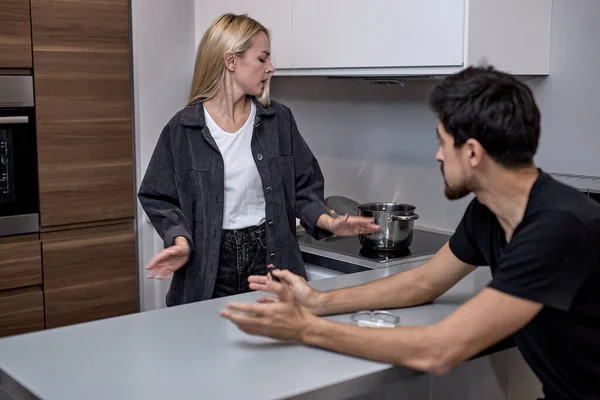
left=272, top=76, right=475, bottom=233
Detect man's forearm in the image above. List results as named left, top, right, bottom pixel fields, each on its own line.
left=300, top=316, right=444, bottom=373
left=318, top=267, right=437, bottom=316
left=316, top=243, right=476, bottom=316
left=299, top=287, right=542, bottom=376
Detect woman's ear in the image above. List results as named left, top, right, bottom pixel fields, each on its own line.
left=224, top=51, right=236, bottom=72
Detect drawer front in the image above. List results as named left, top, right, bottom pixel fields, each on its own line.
left=0, top=0, right=33, bottom=68
left=45, top=277, right=138, bottom=328
left=0, top=287, right=44, bottom=338
left=0, top=236, right=42, bottom=291
left=42, top=223, right=138, bottom=328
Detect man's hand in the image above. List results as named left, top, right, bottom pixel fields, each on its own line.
left=248, top=269, right=328, bottom=315
left=317, top=213, right=379, bottom=236
left=145, top=236, right=190, bottom=279
left=219, top=273, right=318, bottom=341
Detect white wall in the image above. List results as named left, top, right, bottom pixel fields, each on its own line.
left=131, top=0, right=196, bottom=311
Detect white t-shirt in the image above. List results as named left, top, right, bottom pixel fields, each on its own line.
left=203, top=101, right=266, bottom=230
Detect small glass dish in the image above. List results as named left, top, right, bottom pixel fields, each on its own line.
left=350, top=310, right=400, bottom=328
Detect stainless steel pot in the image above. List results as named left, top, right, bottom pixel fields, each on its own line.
left=358, top=202, right=419, bottom=251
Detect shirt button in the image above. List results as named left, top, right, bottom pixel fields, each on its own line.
left=267, top=221, right=274, bottom=227
left=257, top=154, right=263, bottom=161
left=266, top=186, right=272, bottom=193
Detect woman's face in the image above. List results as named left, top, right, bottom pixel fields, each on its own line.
left=232, top=32, right=274, bottom=96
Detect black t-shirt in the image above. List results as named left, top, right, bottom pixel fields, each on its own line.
left=449, top=172, right=600, bottom=400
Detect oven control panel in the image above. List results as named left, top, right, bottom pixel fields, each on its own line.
left=0, top=130, right=14, bottom=203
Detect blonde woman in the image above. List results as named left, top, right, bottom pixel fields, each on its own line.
left=138, top=13, right=378, bottom=306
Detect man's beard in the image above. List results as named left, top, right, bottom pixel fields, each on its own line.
left=440, top=163, right=471, bottom=200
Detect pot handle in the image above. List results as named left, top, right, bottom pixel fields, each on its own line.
left=390, top=213, right=419, bottom=221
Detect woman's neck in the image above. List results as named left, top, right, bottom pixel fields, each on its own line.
left=203, top=77, right=249, bottom=124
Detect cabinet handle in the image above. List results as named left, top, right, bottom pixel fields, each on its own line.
left=0, top=116, right=29, bottom=124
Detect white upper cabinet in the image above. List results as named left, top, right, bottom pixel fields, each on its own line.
left=291, top=0, right=465, bottom=70
left=194, top=0, right=552, bottom=76
left=194, top=0, right=292, bottom=69
left=466, top=0, right=552, bottom=75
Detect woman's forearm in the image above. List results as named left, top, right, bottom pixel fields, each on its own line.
left=315, top=213, right=334, bottom=232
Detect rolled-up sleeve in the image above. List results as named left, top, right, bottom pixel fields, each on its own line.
left=138, top=124, right=194, bottom=249
left=289, top=110, right=332, bottom=240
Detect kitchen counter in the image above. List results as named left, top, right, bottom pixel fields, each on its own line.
left=0, top=263, right=508, bottom=400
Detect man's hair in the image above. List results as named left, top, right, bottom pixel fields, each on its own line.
left=429, top=65, right=540, bottom=168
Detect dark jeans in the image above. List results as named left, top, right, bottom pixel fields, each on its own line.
left=212, top=224, right=268, bottom=298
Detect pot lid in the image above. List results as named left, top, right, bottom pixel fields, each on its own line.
left=324, top=195, right=360, bottom=216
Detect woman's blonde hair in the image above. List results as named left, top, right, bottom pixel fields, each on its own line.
left=188, top=13, right=271, bottom=106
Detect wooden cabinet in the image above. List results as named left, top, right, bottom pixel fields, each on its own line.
left=0, top=235, right=42, bottom=292
left=0, top=235, right=43, bottom=338
left=0, top=0, right=33, bottom=69
left=0, top=287, right=44, bottom=338
left=292, top=0, right=464, bottom=70
left=42, top=222, right=138, bottom=328
left=194, top=0, right=292, bottom=69
left=31, top=0, right=134, bottom=227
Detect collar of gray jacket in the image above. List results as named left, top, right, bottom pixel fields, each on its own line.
left=179, top=96, right=275, bottom=127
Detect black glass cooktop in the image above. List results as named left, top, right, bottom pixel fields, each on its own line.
left=297, top=228, right=451, bottom=264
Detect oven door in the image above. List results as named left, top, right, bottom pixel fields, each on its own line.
left=0, top=107, right=39, bottom=236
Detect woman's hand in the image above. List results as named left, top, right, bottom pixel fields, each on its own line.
left=318, top=213, right=380, bottom=236
left=145, top=237, right=190, bottom=279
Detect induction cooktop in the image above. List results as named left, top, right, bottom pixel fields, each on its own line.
left=297, top=228, right=451, bottom=265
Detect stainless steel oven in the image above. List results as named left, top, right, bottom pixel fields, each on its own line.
left=0, top=76, right=39, bottom=236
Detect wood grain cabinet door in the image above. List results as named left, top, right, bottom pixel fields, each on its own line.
left=31, top=0, right=134, bottom=227
left=0, top=0, right=33, bottom=68
left=0, top=287, right=44, bottom=338
left=42, top=222, right=138, bottom=328
left=0, top=235, right=42, bottom=292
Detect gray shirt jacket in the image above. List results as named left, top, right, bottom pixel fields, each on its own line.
left=138, top=98, right=332, bottom=306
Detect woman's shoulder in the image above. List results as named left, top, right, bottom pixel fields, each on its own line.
left=164, top=100, right=204, bottom=129
left=267, top=99, right=293, bottom=116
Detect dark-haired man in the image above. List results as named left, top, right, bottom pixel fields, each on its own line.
left=221, top=66, right=600, bottom=400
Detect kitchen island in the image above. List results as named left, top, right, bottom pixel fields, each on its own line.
left=0, top=262, right=521, bottom=400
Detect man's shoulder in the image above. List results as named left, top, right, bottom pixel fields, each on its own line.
left=526, top=173, right=600, bottom=231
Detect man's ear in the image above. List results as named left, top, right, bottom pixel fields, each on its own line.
left=465, top=138, right=484, bottom=167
